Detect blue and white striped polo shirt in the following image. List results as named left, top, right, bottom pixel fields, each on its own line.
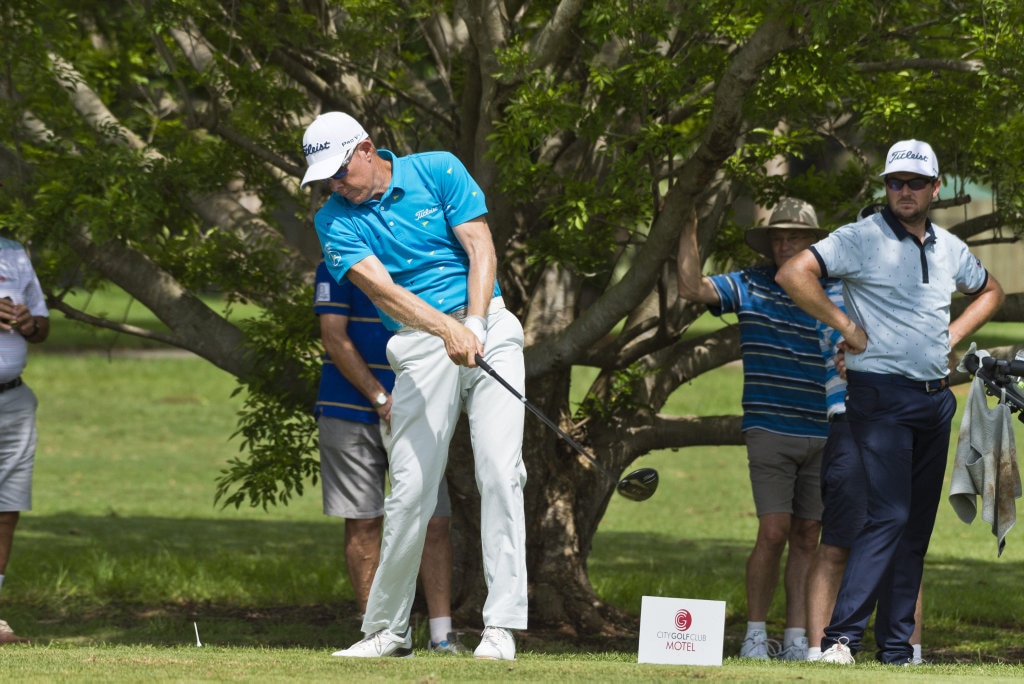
left=708, top=265, right=832, bottom=438
left=818, top=285, right=848, bottom=420
left=0, top=238, right=48, bottom=383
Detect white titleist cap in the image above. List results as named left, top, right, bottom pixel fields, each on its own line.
left=300, top=112, right=368, bottom=188
left=879, top=139, right=939, bottom=178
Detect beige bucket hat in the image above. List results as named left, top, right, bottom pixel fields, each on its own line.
left=744, top=198, right=827, bottom=258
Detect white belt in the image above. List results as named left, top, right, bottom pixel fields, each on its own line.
left=447, top=296, right=505, bottom=322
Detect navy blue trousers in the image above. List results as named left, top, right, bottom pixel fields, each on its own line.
left=822, top=371, right=955, bottom=664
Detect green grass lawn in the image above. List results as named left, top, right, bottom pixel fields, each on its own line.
left=1, top=295, right=1022, bottom=680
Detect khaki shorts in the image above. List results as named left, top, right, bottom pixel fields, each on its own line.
left=744, top=427, right=824, bottom=519
left=0, top=384, right=37, bottom=512
left=318, top=416, right=450, bottom=519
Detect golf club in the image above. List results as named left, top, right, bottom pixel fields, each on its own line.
left=474, top=354, right=659, bottom=501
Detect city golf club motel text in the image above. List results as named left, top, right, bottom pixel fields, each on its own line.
left=657, top=609, right=710, bottom=651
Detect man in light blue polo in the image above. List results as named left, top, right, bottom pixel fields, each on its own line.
left=300, top=112, right=527, bottom=661
left=777, top=140, right=1005, bottom=665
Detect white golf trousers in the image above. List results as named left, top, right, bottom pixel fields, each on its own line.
left=361, top=306, right=528, bottom=634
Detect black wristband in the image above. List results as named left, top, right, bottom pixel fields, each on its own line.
left=22, top=319, right=39, bottom=338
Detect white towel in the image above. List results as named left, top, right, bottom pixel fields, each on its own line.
left=949, top=370, right=1022, bottom=557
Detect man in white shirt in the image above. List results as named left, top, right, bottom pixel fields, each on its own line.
left=0, top=237, right=50, bottom=645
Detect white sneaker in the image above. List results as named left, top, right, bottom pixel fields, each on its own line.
left=739, top=629, right=780, bottom=659
left=331, top=629, right=413, bottom=658
left=775, top=636, right=808, bottom=661
left=819, top=636, right=855, bottom=664
left=474, top=626, right=516, bottom=660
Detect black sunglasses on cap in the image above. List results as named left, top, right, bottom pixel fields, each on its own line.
left=885, top=177, right=935, bottom=191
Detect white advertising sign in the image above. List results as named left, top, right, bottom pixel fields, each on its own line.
left=637, top=595, right=726, bottom=666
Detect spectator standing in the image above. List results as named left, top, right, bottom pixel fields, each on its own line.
left=777, top=140, right=1004, bottom=664
left=677, top=200, right=839, bottom=661
left=0, top=236, right=50, bottom=645
left=804, top=205, right=924, bottom=664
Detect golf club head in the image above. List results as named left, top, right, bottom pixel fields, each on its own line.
left=616, top=467, right=659, bottom=501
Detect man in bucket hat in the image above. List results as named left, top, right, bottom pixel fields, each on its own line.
left=678, top=199, right=840, bottom=661
left=777, top=140, right=1004, bottom=665
left=300, top=112, right=527, bottom=661
left=743, top=197, right=827, bottom=260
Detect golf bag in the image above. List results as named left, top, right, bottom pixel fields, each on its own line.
left=961, top=349, right=1024, bottom=422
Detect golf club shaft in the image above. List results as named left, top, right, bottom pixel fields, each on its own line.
left=474, top=354, right=617, bottom=482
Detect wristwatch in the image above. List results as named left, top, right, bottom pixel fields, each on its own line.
left=374, top=392, right=388, bottom=407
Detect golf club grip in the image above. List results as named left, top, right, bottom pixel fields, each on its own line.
left=963, top=353, right=980, bottom=375
left=474, top=354, right=615, bottom=481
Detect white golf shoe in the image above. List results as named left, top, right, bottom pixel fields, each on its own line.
left=819, top=636, right=855, bottom=664
left=473, top=626, right=516, bottom=660
left=331, top=628, right=413, bottom=658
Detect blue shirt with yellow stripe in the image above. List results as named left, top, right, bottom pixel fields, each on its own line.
left=313, top=261, right=394, bottom=424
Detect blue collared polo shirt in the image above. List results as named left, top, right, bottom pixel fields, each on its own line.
left=313, top=261, right=395, bottom=423
left=314, top=149, right=499, bottom=330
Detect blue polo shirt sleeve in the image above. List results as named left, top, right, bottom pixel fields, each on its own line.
left=808, top=223, right=862, bottom=279
left=707, top=272, right=742, bottom=316
left=953, top=240, right=989, bottom=295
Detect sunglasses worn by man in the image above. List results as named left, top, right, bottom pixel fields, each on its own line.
left=329, top=145, right=361, bottom=180
left=330, top=158, right=351, bottom=180
left=885, top=177, right=935, bottom=191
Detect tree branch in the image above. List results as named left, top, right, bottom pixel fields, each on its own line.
left=854, top=58, right=984, bottom=74
left=635, top=413, right=744, bottom=452
left=529, top=0, right=587, bottom=71
left=64, top=225, right=255, bottom=378
left=525, top=12, right=808, bottom=377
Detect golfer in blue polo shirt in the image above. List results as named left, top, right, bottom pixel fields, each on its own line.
left=301, top=112, right=527, bottom=661
left=777, top=139, right=1005, bottom=665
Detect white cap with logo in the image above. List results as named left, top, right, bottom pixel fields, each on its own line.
left=879, top=139, right=939, bottom=178
left=300, top=112, right=369, bottom=188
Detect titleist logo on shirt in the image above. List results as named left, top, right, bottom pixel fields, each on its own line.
left=415, top=205, right=440, bottom=221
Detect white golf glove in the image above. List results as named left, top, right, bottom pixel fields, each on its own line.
left=465, top=315, right=488, bottom=346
